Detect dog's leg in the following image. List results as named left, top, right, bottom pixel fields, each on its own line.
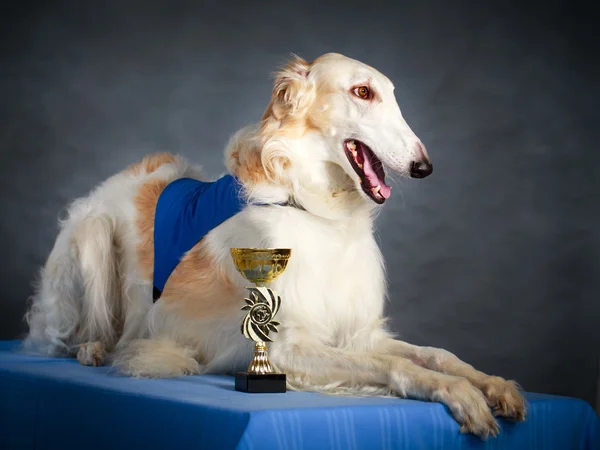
left=76, top=341, right=106, bottom=366
left=115, top=276, right=153, bottom=349
left=69, top=214, right=121, bottom=367
left=112, top=338, right=200, bottom=378
left=271, top=342, right=500, bottom=439
left=377, top=337, right=526, bottom=421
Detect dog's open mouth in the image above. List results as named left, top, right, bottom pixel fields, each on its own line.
left=344, top=139, right=391, bottom=204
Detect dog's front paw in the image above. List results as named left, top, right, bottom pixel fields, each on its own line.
left=436, top=378, right=500, bottom=439
left=76, top=341, right=106, bottom=367
left=479, top=376, right=526, bottom=421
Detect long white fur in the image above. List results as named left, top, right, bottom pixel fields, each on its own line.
left=23, top=53, right=525, bottom=439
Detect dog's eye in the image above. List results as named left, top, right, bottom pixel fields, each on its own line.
left=353, top=86, right=371, bottom=100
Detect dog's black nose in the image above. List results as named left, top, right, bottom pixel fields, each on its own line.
left=410, top=161, right=433, bottom=179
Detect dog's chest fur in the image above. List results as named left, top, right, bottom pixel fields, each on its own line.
left=207, top=204, right=386, bottom=349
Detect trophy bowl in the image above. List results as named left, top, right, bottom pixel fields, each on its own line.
left=230, top=248, right=292, bottom=286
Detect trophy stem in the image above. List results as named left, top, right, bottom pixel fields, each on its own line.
left=247, top=341, right=274, bottom=374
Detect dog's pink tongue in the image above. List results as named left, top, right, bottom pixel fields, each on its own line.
left=362, top=151, right=391, bottom=199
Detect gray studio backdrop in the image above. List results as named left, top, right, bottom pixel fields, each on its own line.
left=1, top=1, right=598, bottom=407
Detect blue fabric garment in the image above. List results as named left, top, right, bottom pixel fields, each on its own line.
left=1, top=341, right=599, bottom=450
left=152, top=174, right=247, bottom=299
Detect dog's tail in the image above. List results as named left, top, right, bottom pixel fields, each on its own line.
left=24, top=208, right=120, bottom=356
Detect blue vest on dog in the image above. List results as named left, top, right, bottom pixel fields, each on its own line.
left=152, top=175, right=247, bottom=301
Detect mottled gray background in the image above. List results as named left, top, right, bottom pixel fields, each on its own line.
left=1, top=0, right=598, bottom=407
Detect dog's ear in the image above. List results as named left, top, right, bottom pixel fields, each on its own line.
left=263, top=54, right=313, bottom=121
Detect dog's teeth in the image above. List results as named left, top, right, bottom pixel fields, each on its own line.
left=372, top=185, right=381, bottom=194
left=347, top=141, right=357, bottom=151
left=357, top=162, right=363, bottom=169
left=352, top=150, right=358, bottom=157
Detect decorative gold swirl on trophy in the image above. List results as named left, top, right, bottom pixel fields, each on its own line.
left=230, top=248, right=291, bottom=392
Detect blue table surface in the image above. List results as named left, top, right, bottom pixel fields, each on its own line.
left=1, top=340, right=598, bottom=450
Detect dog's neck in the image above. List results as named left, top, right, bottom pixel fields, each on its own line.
left=253, top=194, right=306, bottom=212
left=225, top=124, right=377, bottom=222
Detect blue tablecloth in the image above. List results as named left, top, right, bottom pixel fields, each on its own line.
left=1, top=341, right=598, bottom=450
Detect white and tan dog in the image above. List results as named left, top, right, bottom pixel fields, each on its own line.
left=24, top=53, right=525, bottom=438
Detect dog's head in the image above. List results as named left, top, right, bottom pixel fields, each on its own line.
left=228, top=53, right=431, bottom=217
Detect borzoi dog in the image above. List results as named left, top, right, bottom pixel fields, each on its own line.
left=24, top=53, right=525, bottom=438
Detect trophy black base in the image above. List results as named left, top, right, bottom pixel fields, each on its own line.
left=235, top=372, right=287, bottom=393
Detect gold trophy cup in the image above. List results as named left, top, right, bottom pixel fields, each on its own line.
left=230, top=248, right=291, bottom=393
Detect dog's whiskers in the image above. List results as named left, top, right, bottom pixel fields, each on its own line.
left=386, top=171, right=406, bottom=209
